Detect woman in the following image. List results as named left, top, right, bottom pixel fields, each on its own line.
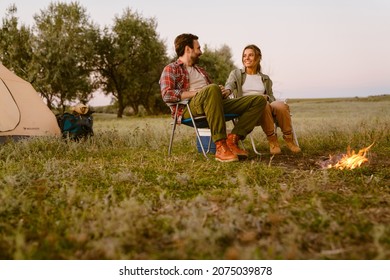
left=225, top=44, right=301, bottom=154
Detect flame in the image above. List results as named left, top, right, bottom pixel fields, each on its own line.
left=327, top=143, right=374, bottom=170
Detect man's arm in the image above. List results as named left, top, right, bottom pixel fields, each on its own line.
left=160, top=64, right=197, bottom=102
left=224, top=69, right=239, bottom=98
left=160, top=64, right=182, bottom=103
left=181, top=90, right=197, bottom=100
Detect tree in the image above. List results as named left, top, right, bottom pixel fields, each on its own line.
left=0, top=5, right=34, bottom=81
left=95, top=8, right=168, bottom=118
left=199, top=44, right=236, bottom=85
left=30, top=2, right=99, bottom=110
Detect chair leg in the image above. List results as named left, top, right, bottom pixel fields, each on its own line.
left=168, top=121, right=177, bottom=156
left=292, top=125, right=299, bottom=147
left=206, top=129, right=212, bottom=153
left=249, top=132, right=261, bottom=156
left=168, top=105, right=180, bottom=156
left=186, top=104, right=209, bottom=159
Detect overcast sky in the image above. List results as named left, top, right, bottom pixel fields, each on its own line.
left=1, top=0, right=389, bottom=105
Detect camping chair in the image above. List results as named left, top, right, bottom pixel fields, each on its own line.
left=167, top=100, right=239, bottom=159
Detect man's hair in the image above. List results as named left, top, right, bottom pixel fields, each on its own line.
left=174, top=33, right=199, bottom=57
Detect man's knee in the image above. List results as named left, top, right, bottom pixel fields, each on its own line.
left=201, top=84, right=221, bottom=101
left=206, top=84, right=220, bottom=95
left=252, top=95, right=267, bottom=110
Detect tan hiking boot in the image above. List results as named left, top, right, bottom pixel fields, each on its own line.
left=215, top=139, right=239, bottom=162
left=283, top=134, right=301, bottom=153
left=226, top=134, right=248, bottom=159
left=267, top=134, right=282, bottom=154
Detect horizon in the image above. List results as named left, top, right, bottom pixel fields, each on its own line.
left=1, top=0, right=389, bottom=106
left=88, top=94, right=390, bottom=108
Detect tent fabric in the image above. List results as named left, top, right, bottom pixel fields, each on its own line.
left=0, top=77, right=20, bottom=131
left=0, top=64, right=60, bottom=141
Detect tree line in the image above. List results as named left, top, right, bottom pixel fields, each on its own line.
left=0, top=2, right=236, bottom=117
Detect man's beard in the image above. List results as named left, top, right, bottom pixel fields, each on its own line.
left=191, top=55, right=200, bottom=65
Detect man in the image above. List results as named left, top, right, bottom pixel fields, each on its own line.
left=159, top=33, right=267, bottom=162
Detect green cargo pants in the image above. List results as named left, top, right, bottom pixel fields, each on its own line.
left=182, top=84, right=267, bottom=142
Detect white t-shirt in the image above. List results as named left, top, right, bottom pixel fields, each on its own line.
left=187, top=66, right=207, bottom=91
left=242, top=74, right=265, bottom=96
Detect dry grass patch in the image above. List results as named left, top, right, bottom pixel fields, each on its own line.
left=1, top=96, right=389, bottom=259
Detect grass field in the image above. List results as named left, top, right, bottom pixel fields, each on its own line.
left=0, top=95, right=389, bottom=259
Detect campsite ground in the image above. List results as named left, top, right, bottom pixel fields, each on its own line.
left=0, top=95, right=389, bottom=259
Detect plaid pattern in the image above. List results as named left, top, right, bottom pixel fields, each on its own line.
left=159, top=59, right=211, bottom=123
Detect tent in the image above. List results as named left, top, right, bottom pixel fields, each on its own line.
left=0, top=63, right=60, bottom=143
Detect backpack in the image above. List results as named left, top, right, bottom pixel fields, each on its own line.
left=56, top=112, right=94, bottom=140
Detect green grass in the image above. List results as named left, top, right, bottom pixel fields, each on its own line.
left=1, top=96, right=389, bottom=259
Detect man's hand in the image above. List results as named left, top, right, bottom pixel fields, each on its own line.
left=181, top=90, right=198, bottom=100
left=219, top=85, right=231, bottom=99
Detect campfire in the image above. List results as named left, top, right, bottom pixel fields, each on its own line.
left=320, top=143, right=374, bottom=170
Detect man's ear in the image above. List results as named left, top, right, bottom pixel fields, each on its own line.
left=184, top=45, right=192, bottom=53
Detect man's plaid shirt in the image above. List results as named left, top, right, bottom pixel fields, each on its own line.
left=159, top=59, right=212, bottom=123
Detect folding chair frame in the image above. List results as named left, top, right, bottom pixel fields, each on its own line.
left=167, top=100, right=239, bottom=159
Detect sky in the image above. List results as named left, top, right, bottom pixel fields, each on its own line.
left=1, top=0, right=390, bottom=105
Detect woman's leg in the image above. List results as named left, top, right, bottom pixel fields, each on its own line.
left=259, top=102, right=281, bottom=154
left=271, top=101, right=301, bottom=153
left=270, top=100, right=292, bottom=135
left=259, top=102, right=276, bottom=137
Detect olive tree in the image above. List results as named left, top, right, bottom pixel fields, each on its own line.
left=95, top=8, right=168, bottom=117
left=0, top=5, right=34, bottom=81
left=199, top=44, right=236, bottom=85
left=31, top=2, right=99, bottom=110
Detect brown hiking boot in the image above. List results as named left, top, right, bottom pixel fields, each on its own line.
left=267, top=134, right=282, bottom=154
left=226, top=134, right=248, bottom=159
left=283, top=134, right=301, bottom=153
left=215, top=139, right=239, bottom=162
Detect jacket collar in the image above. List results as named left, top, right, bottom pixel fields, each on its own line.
left=176, top=59, right=201, bottom=70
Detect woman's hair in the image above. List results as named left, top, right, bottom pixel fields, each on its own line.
left=174, top=33, right=199, bottom=57
left=242, top=44, right=262, bottom=73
